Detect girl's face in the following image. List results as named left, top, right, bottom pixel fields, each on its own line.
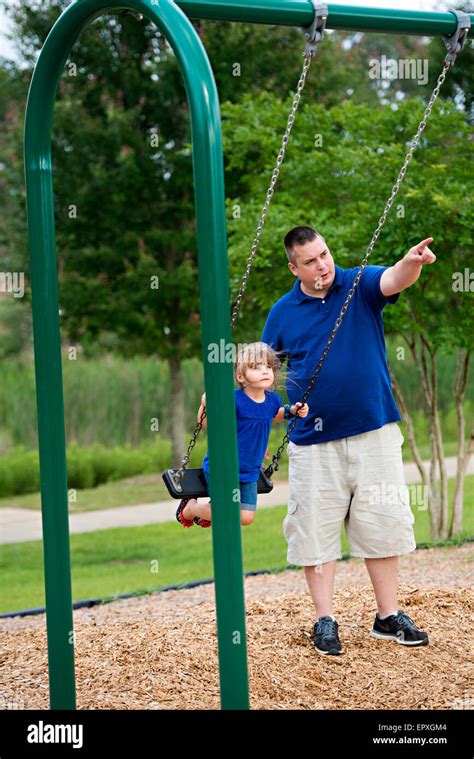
left=238, top=362, right=274, bottom=389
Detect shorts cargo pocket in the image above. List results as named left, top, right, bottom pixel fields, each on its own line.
left=287, top=499, right=298, bottom=515
left=282, top=498, right=298, bottom=542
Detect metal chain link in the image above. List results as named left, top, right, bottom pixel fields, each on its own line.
left=173, top=49, right=317, bottom=485
left=265, top=60, right=452, bottom=475
left=230, top=50, right=315, bottom=331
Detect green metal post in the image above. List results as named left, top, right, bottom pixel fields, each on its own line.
left=178, top=1, right=473, bottom=35
left=24, top=0, right=248, bottom=710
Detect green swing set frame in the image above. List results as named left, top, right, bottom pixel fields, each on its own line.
left=23, top=0, right=472, bottom=711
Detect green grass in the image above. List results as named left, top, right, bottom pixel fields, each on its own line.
left=1, top=475, right=472, bottom=614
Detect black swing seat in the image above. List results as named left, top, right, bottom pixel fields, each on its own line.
left=162, top=466, right=273, bottom=499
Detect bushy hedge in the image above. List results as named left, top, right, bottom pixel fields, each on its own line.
left=0, top=438, right=208, bottom=498
left=0, top=447, right=41, bottom=497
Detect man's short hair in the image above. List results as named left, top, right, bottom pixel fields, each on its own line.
left=284, top=226, right=325, bottom=264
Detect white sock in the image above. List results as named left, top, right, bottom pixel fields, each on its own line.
left=378, top=609, right=398, bottom=620
left=318, top=615, right=336, bottom=622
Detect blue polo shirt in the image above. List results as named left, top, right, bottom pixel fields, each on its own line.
left=261, top=265, right=401, bottom=444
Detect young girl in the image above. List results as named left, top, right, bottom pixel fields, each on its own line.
left=176, top=341, right=309, bottom=528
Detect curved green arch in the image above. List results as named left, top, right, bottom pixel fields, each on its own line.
left=24, top=0, right=247, bottom=710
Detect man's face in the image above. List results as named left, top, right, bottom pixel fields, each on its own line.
left=288, top=236, right=335, bottom=293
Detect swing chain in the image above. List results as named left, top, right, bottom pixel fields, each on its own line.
left=172, top=406, right=207, bottom=490
left=264, top=53, right=460, bottom=477
left=230, top=52, right=314, bottom=329
left=175, top=51, right=313, bottom=482
left=172, top=14, right=327, bottom=487
left=230, top=7, right=327, bottom=330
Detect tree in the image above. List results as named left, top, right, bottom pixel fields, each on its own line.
left=0, top=57, right=32, bottom=358
left=221, top=92, right=473, bottom=540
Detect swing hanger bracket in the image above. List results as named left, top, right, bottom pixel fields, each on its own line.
left=168, top=468, right=183, bottom=493
left=443, top=10, right=470, bottom=67
left=303, top=1, right=328, bottom=56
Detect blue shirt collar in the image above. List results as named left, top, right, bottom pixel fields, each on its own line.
left=292, top=265, right=344, bottom=303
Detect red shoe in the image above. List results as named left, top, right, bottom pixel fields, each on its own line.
left=176, top=499, right=194, bottom=528
left=194, top=517, right=212, bottom=528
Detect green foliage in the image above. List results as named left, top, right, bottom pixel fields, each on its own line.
left=0, top=446, right=40, bottom=497
left=0, top=436, right=208, bottom=498
left=221, top=95, right=473, bottom=352
left=0, top=57, right=28, bottom=288
left=0, top=299, right=33, bottom=359
left=0, top=355, right=204, bottom=449
left=67, top=443, right=96, bottom=490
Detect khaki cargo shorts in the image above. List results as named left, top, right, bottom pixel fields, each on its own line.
left=283, top=422, right=417, bottom=566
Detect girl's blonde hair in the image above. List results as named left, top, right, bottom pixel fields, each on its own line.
left=234, top=342, right=281, bottom=389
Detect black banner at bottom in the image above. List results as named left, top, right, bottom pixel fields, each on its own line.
left=0, top=709, right=470, bottom=757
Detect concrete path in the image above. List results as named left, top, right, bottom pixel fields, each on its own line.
left=1, top=456, right=471, bottom=545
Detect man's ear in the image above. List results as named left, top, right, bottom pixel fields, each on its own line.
left=288, top=261, right=298, bottom=277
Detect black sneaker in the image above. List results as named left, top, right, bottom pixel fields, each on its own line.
left=371, top=610, right=429, bottom=646
left=312, top=616, right=343, bottom=655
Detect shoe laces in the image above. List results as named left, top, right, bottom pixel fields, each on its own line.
left=394, top=610, right=417, bottom=630
left=317, top=617, right=338, bottom=639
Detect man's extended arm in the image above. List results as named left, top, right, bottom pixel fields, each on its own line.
left=380, top=237, right=436, bottom=297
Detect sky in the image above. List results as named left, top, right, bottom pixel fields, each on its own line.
left=0, top=0, right=454, bottom=63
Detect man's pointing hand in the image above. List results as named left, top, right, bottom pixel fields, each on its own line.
left=406, top=237, right=436, bottom=266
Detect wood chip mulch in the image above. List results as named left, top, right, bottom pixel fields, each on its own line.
left=1, top=544, right=472, bottom=710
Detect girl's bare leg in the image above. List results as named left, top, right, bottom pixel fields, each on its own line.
left=240, top=510, right=255, bottom=526
left=182, top=502, right=256, bottom=525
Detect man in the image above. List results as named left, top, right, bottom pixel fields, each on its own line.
left=261, top=226, right=435, bottom=656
